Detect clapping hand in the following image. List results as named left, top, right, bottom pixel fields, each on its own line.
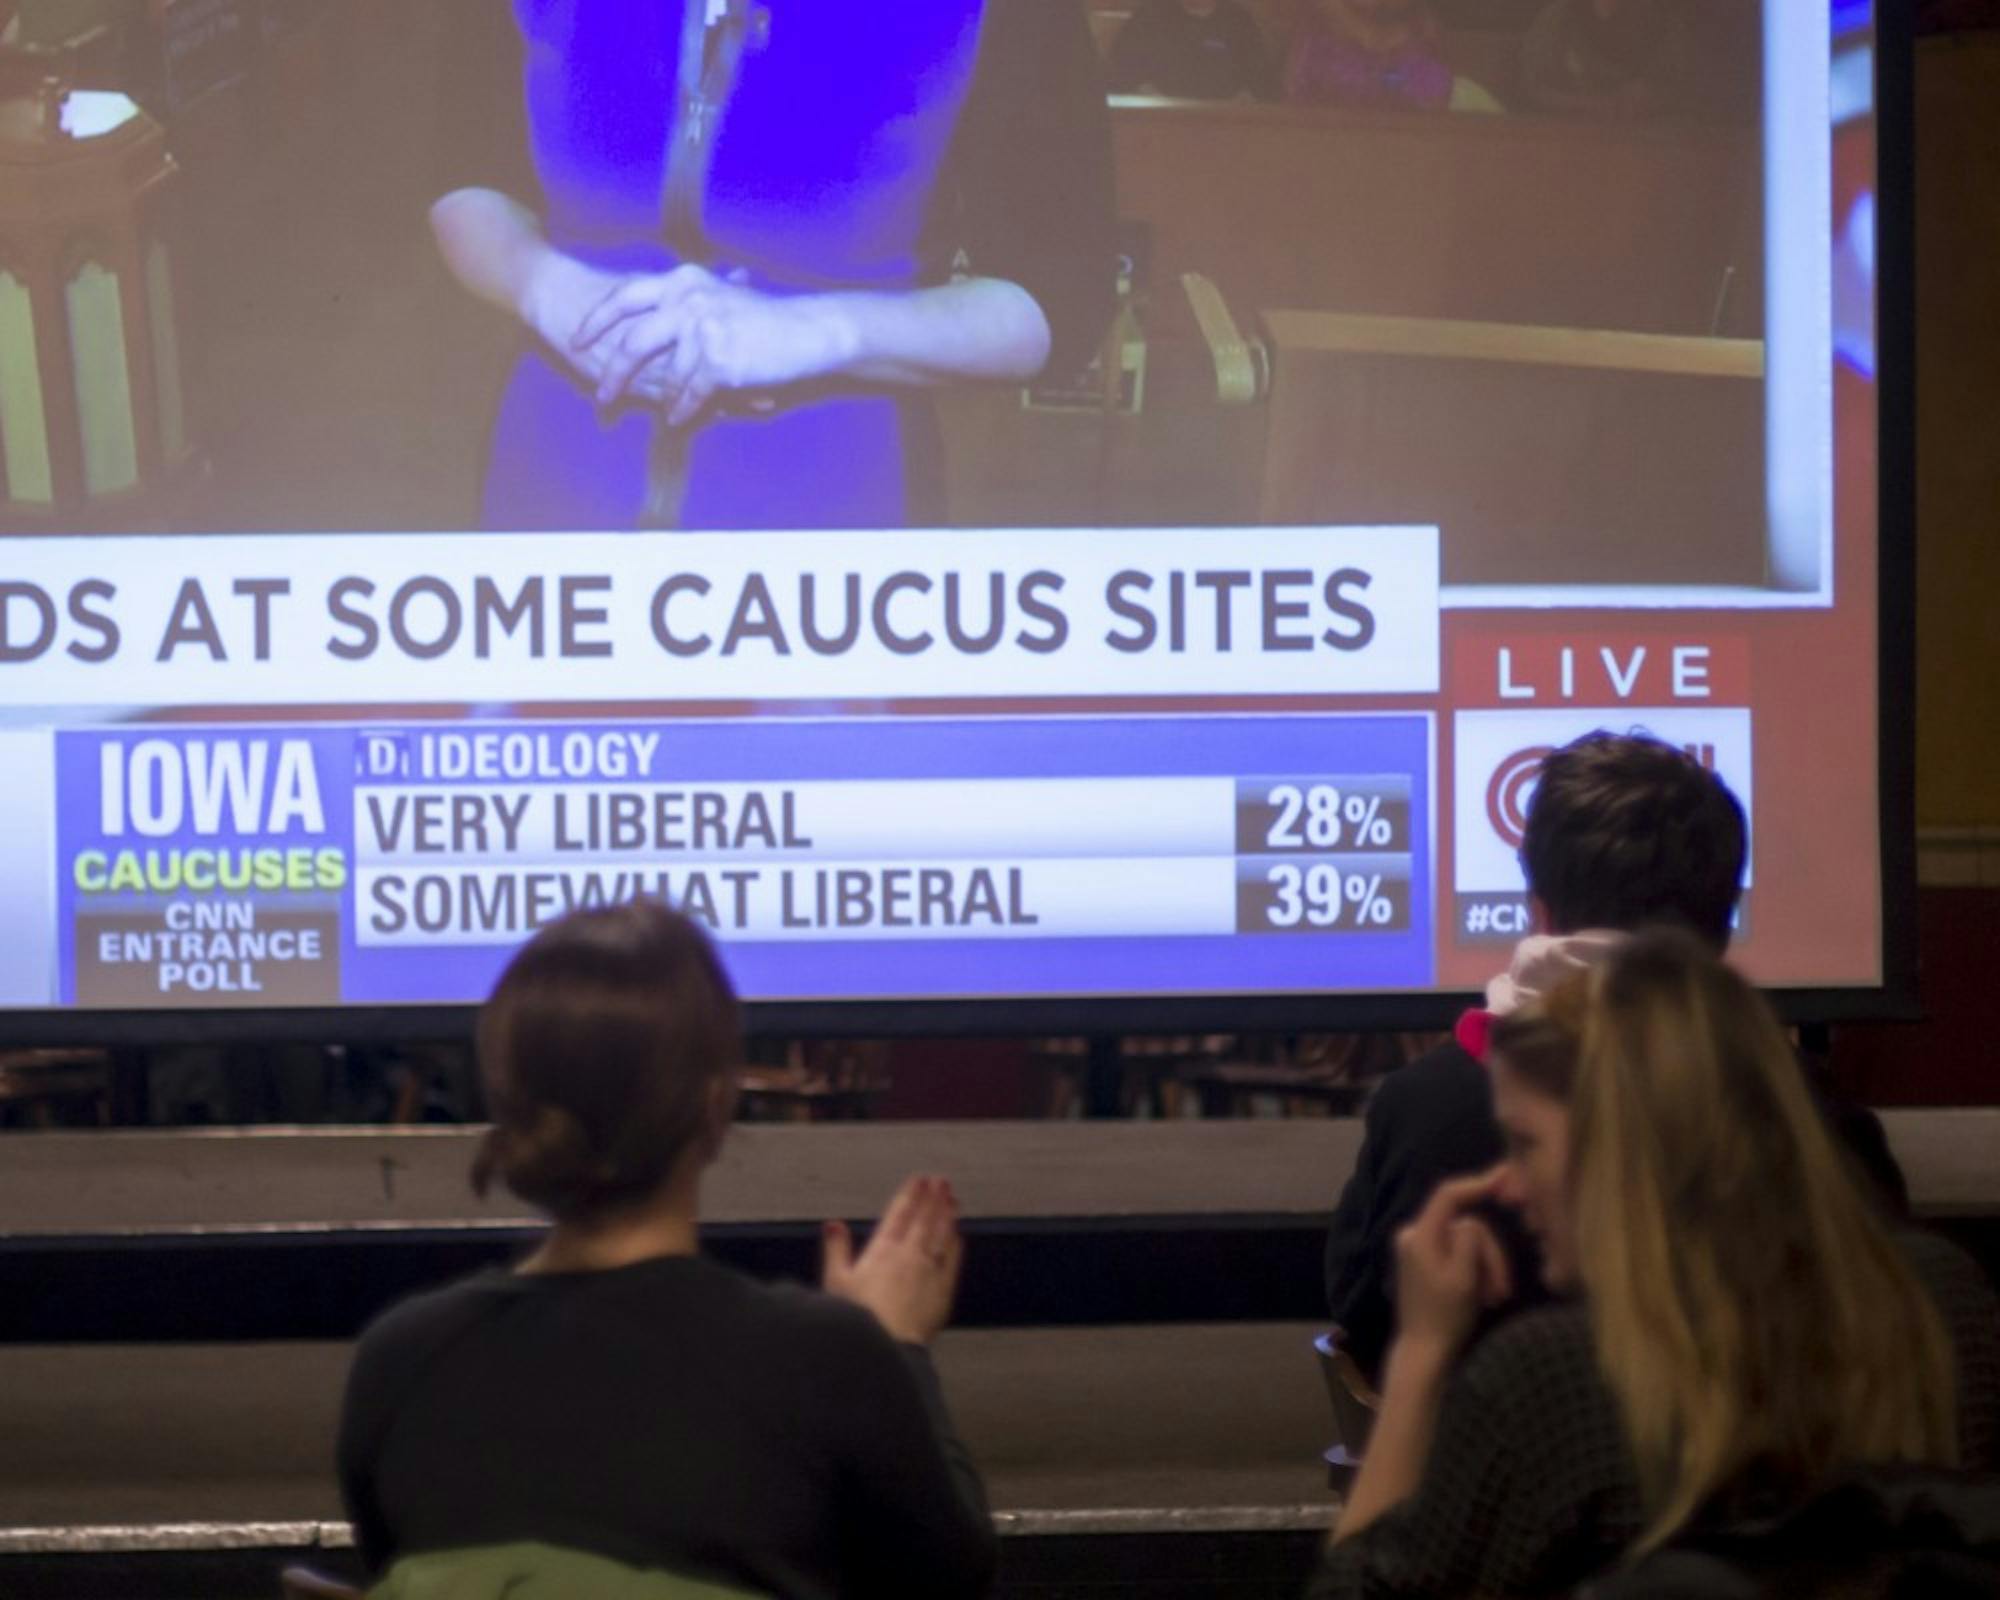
left=822, top=1174, right=964, bottom=1347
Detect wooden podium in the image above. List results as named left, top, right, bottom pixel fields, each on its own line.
left=1256, top=310, right=1768, bottom=587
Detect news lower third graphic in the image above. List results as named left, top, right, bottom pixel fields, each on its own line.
left=46, top=715, right=1436, bottom=1006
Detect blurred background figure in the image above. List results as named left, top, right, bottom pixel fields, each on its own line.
left=1106, top=0, right=1280, bottom=101
left=1517, top=0, right=1692, bottom=116
left=1284, top=0, right=1456, bottom=111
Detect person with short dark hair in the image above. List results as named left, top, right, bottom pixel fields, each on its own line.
left=337, top=901, right=994, bottom=1600
left=1105, top=0, right=1279, bottom=102
left=1516, top=731, right=1745, bottom=950
left=1322, top=731, right=1901, bottom=1384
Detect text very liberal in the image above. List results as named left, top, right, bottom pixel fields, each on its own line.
left=361, top=788, right=813, bottom=855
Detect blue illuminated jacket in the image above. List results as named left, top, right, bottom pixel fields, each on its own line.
left=486, top=0, right=987, bottom=532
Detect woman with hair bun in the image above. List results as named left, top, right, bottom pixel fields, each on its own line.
left=337, top=900, right=993, bottom=1600
left=1311, top=927, right=2000, bottom=1598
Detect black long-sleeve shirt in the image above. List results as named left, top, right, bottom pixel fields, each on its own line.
left=338, top=1254, right=995, bottom=1600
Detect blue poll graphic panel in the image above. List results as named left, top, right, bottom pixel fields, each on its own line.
left=53, top=716, right=1433, bottom=1005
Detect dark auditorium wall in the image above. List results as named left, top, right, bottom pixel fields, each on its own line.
left=1911, top=31, right=2000, bottom=833
left=1833, top=29, right=2000, bottom=1106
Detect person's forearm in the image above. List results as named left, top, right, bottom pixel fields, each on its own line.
left=1331, top=1336, right=1453, bottom=1541
left=430, top=187, right=557, bottom=321
left=809, top=277, right=1053, bottom=387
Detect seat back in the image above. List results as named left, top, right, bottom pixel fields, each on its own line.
left=281, top=1567, right=364, bottom=1600
left=366, top=1543, right=771, bottom=1600
left=1314, top=1328, right=1383, bottom=1462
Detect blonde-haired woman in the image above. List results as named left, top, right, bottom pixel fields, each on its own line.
left=1309, top=928, right=1999, bottom=1598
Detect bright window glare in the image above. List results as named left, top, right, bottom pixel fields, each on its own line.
left=60, top=92, right=142, bottom=141
left=1832, top=44, right=1874, bottom=127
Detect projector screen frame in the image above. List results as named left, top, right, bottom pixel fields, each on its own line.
left=0, top=6, right=1920, bottom=1050
left=1861, top=0, right=1921, bottom=1029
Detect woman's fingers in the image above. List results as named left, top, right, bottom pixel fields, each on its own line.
left=595, top=314, right=686, bottom=407
left=1424, top=1214, right=1510, bottom=1308
left=593, top=304, right=724, bottom=419
left=618, top=347, right=677, bottom=407
left=1426, top=1164, right=1511, bottom=1216
left=1404, top=1164, right=1510, bottom=1256
left=936, top=1230, right=965, bottom=1293
left=573, top=264, right=711, bottom=350
left=1469, top=1218, right=1513, bottom=1307
left=573, top=277, right=661, bottom=351
left=665, top=316, right=707, bottom=394
left=666, top=373, right=718, bottom=429
left=822, top=1177, right=964, bottom=1346
left=877, top=1174, right=928, bottom=1244
left=888, top=1175, right=960, bottom=1262
left=1392, top=1172, right=1518, bottom=1356
left=663, top=317, right=717, bottom=427
left=915, top=1179, right=959, bottom=1261
left=615, top=304, right=708, bottom=406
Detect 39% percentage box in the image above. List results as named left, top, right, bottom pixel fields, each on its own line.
left=1235, top=856, right=1413, bottom=934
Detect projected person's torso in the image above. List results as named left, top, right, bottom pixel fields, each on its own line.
left=488, top=0, right=987, bottom=532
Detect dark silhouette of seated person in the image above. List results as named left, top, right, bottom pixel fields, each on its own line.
left=1518, top=0, right=1694, bottom=117
left=1106, top=0, right=1280, bottom=102
left=337, top=901, right=993, bottom=1599
left=1311, top=932, right=1999, bottom=1599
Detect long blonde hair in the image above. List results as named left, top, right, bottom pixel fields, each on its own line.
left=1499, top=930, right=1959, bottom=1555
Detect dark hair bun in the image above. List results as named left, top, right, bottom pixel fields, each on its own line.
left=472, top=901, right=741, bottom=1223
left=473, top=1103, right=631, bottom=1217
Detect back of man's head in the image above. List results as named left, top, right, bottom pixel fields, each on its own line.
left=1520, top=731, right=1747, bottom=948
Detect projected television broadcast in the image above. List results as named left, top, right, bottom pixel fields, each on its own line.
left=0, top=0, right=1885, bottom=1013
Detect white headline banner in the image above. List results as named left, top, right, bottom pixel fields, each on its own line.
left=0, top=527, right=1440, bottom=705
